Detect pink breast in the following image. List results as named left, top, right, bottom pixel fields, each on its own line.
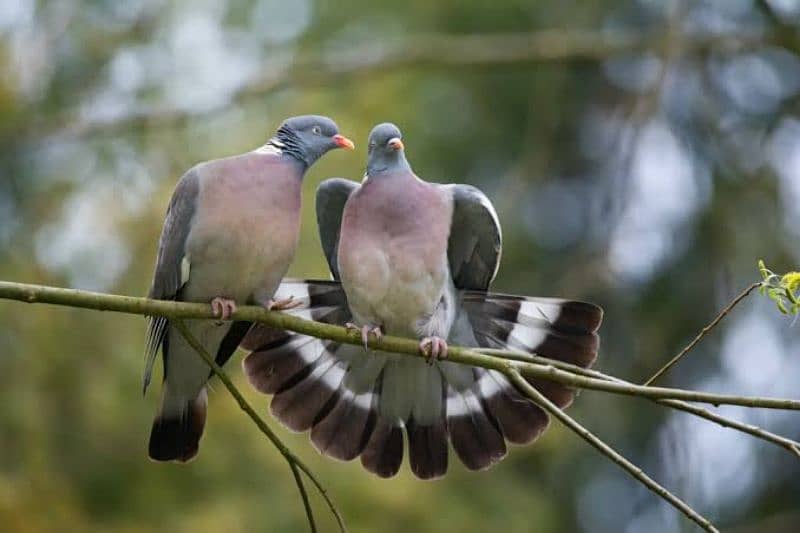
left=338, top=173, right=452, bottom=285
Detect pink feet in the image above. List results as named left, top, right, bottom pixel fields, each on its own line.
left=211, top=297, right=237, bottom=321
left=262, top=296, right=303, bottom=312
left=212, top=295, right=302, bottom=323
left=346, top=322, right=383, bottom=349
left=419, top=336, right=448, bottom=363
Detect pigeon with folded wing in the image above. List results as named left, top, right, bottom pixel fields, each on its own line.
left=144, top=115, right=354, bottom=462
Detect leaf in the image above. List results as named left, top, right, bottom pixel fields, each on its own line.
left=758, top=261, right=800, bottom=316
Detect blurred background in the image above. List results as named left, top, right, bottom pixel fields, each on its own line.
left=1, top=0, right=800, bottom=531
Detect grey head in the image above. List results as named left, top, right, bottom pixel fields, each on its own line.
left=270, top=115, right=354, bottom=168
left=366, top=122, right=412, bottom=175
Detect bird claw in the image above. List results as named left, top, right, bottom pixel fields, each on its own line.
left=346, top=322, right=382, bottom=350
left=419, top=336, right=448, bottom=364
left=263, top=295, right=302, bottom=311
left=211, top=297, right=237, bottom=322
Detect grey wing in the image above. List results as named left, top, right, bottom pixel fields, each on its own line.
left=443, top=184, right=502, bottom=291
left=315, top=178, right=360, bottom=280
left=144, top=169, right=200, bottom=392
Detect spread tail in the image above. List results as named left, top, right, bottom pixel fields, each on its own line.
left=242, top=280, right=603, bottom=478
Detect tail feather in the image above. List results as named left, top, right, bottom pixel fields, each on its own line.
left=470, top=323, right=583, bottom=408
left=311, top=387, right=377, bottom=461
left=270, top=349, right=346, bottom=432
left=468, top=315, right=598, bottom=367
left=361, top=418, right=404, bottom=478
left=463, top=291, right=602, bottom=411
left=466, top=294, right=602, bottom=334
left=148, top=388, right=207, bottom=462
left=243, top=335, right=324, bottom=395
left=446, top=382, right=507, bottom=471
left=406, top=416, right=448, bottom=480
left=524, top=378, right=575, bottom=409
left=310, top=353, right=385, bottom=460
left=479, top=370, right=550, bottom=444
left=241, top=280, right=602, bottom=479
left=438, top=362, right=507, bottom=470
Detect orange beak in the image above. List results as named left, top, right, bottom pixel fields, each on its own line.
left=333, top=134, right=355, bottom=150
left=388, top=137, right=404, bottom=151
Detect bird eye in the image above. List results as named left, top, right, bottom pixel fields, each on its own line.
left=312, top=126, right=322, bottom=135
left=369, top=142, right=376, bottom=149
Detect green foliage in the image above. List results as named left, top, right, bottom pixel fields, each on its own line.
left=758, top=260, right=800, bottom=315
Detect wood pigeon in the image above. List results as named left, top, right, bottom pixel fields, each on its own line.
left=144, top=115, right=354, bottom=462
left=242, top=123, right=602, bottom=479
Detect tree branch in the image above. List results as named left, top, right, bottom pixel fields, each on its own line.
left=506, top=369, right=719, bottom=532
left=3, top=279, right=799, bottom=532
left=643, top=282, right=762, bottom=386
left=289, top=461, right=317, bottom=533
left=170, top=319, right=344, bottom=533
left=481, top=348, right=800, bottom=459
left=2, top=281, right=799, bottom=410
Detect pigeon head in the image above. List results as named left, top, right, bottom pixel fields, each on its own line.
left=366, top=122, right=411, bottom=175
left=272, top=115, right=354, bottom=168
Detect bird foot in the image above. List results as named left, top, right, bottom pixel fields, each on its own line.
left=262, top=295, right=302, bottom=311
left=346, top=322, right=383, bottom=350
left=211, top=297, right=237, bottom=322
left=419, top=336, right=448, bottom=364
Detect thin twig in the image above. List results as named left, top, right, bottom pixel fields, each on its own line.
left=289, top=462, right=317, bottom=533
left=481, top=348, right=800, bottom=459
left=171, top=320, right=344, bottom=533
left=505, top=369, right=719, bottom=533
left=654, top=400, right=800, bottom=459
left=1, top=281, right=799, bottom=411
left=643, top=282, right=761, bottom=386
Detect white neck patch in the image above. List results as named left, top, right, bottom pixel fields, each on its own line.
left=254, top=141, right=283, bottom=155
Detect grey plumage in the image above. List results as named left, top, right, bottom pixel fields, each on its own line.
left=315, top=178, right=359, bottom=280
left=144, top=170, right=200, bottom=393
left=445, top=183, right=502, bottom=290
left=243, top=123, right=602, bottom=478
left=145, top=115, right=353, bottom=462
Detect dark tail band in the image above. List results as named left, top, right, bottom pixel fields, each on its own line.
left=242, top=280, right=603, bottom=479
left=148, top=391, right=207, bottom=463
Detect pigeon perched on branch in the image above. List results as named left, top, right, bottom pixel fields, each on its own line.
left=144, top=115, right=354, bottom=462
left=243, top=123, right=601, bottom=479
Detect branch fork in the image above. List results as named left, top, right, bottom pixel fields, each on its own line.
left=1, top=278, right=796, bottom=533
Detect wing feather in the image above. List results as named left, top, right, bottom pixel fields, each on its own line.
left=144, top=169, right=200, bottom=392
left=442, top=184, right=502, bottom=291
left=315, top=178, right=360, bottom=280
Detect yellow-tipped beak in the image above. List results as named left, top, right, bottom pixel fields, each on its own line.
left=333, top=134, right=355, bottom=150
left=388, top=137, right=404, bottom=151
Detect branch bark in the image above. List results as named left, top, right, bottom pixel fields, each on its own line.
left=481, top=348, right=800, bottom=459
left=643, top=282, right=762, bottom=386
left=506, top=369, right=719, bottom=532
left=171, top=319, right=344, bottom=532
left=2, top=281, right=799, bottom=410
